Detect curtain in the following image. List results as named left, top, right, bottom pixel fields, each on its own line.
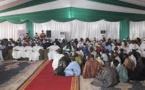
left=70, top=20, right=120, bottom=40
left=120, top=19, right=129, bottom=42
left=34, top=20, right=120, bottom=41
left=34, top=20, right=71, bottom=40
left=26, top=20, right=34, bottom=39
left=130, top=21, right=145, bottom=40
left=0, top=21, right=26, bottom=40
left=1, top=7, right=145, bottom=24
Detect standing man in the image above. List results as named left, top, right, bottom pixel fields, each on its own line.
left=40, top=30, right=46, bottom=41
left=24, top=33, right=30, bottom=43
left=0, top=41, right=6, bottom=61
left=34, top=33, right=39, bottom=40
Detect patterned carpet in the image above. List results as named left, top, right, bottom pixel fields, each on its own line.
left=0, top=60, right=44, bottom=90
left=0, top=62, right=30, bottom=85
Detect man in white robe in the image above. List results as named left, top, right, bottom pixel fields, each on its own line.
left=0, top=44, right=6, bottom=61
left=121, top=42, right=129, bottom=54
left=29, top=44, right=43, bottom=61
left=25, top=45, right=32, bottom=58
left=77, top=39, right=84, bottom=49
left=129, top=41, right=142, bottom=57
left=20, top=44, right=30, bottom=58
left=52, top=52, right=64, bottom=70
left=47, top=43, right=60, bottom=60
left=12, top=45, right=21, bottom=59
left=128, top=52, right=137, bottom=67
left=101, top=51, right=109, bottom=62
left=128, top=41, right=140, bottom=51
left=19, top=46, right=24, bottom=58
left=140, top=39, right=145, bottom=58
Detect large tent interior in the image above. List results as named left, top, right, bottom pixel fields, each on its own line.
left=1, top=0, right=145, bottom=41
left=1, top=0, right=145, bottom=90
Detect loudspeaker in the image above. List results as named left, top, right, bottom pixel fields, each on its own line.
left=100, top=30, right=106, bottom=34
left=46, top=30, right=51, bottom=38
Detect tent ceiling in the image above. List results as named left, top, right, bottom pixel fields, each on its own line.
left=120, top=0, right=145, bottom=7
left=0, top=0, right=145, bottom=23
left=0, top=0, right=17, bottom=6
left=1, top=0, right=145, bottom=12
left=1, top=0, right=145, bottom=20
left=0, top=0, right=55, bottom=13
left=0, top=0, right=31, bottom=10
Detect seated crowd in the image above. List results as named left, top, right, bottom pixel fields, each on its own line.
left=0, top=31, right=145, bottom=87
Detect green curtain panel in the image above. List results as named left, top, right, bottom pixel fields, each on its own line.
left=26, top=20, right=34, bottom=39
left=1, top=8, right=145, bottom=23
left=120, top=19, right=130, bottom=42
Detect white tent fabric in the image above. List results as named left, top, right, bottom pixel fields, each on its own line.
left=72, top=0, right=145, bottom=14
left=0, top=21, right=26, bottom=40
left=33, top=20, right=71, bottom=40
left=1, top=0, right=145, bottom=17
left=0, top=0, right=69, bottom=17
left=34, top=20, right=120, bottom=40
left=130, top=21, right=145, bottom=40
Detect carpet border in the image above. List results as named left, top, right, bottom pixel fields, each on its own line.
left=18, top=60, right=49, bottom=90
left=71, top=76, right=79, bottom=90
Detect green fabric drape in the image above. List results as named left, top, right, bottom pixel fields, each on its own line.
left=26, top=20, right=34, bottom=39
left=0, top=8, right=71, bottom=23
left=71, top=8, right=145, bottom=22
left=120, top=19, right=130, bottom=42
left=1, top=8, right=145, bottom=23
left=0, top=7, right=144, bottom=40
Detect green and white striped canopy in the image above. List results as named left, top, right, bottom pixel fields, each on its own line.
left=1, top=0, right=145, bottom=23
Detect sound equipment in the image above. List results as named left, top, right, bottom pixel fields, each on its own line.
left=46, top=30, right=51, bottom=38
left=100, top=30, right=106, bottom=34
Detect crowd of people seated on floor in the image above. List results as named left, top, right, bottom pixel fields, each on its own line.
left=48, top=36, right=145, bottom=87
left=0, top=32, right=145, bottom=87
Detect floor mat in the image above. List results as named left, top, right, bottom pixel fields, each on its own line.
left=0, top=60, right=44, bottom=90
left=0, top=61, right=30, bottom=85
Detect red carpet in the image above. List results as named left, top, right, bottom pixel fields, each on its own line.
left=18, top=61, right=78, bottom=90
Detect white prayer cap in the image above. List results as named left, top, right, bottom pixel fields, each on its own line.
left=66, top=49, right=70, bottom=51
